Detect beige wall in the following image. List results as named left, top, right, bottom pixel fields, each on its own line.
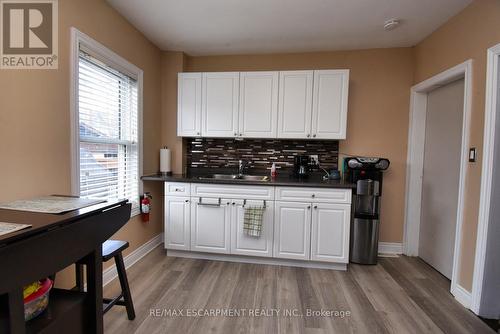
left=0, top=0, right=163, bottom=288
left=180, top=48, right=415, bottom=243
left=161, top=52, right=186, bottom=173
left=414, top=0, right=500, bottom=291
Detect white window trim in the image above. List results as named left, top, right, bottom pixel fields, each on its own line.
left=70, top=27, right=143, bottom=216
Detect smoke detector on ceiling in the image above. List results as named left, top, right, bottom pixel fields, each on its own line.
left=383, top=19, right=401, bottom=31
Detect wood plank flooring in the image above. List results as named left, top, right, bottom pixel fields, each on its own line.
left=103, top=248, right=494, bottom=334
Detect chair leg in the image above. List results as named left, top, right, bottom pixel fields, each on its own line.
left=114, top=253, right=135, bottom=320
left=75, top=263, right=85, bottom=292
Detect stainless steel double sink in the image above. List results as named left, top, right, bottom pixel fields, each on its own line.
left=198, top=174, right=269, bottom=182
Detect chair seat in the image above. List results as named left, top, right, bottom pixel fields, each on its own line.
left=102, top=240, right=129, bottom=262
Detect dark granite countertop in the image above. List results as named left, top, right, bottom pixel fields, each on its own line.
left=141, top=173, right=355, bottom=189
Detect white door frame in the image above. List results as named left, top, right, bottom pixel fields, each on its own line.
left=403, top=60, right=473, bottom=307
left=471, top=43, right=500, bottom=314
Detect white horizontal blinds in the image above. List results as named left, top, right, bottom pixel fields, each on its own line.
left=78, top=49, right=139, bottom=211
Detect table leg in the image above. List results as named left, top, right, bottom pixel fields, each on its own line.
left=84, top=249, right=103, bottom=334
left=7, top=289, right=25, bottom=334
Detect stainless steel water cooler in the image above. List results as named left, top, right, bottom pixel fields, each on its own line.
left=344, top=157, right=390, bottom=264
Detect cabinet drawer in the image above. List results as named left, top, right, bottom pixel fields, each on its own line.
left=275, top=187, right=351, bottom=204
left=191, top=183, right=274, bottom=200
left=165, top=182, right=191, bottom=196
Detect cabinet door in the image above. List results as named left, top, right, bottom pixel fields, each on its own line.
left=277, top=71, right=313, bottom=139
left=202, top=72, right=239, bottom=137
left=177, top=73, right=202, bottom=137
left=273, top=201, right=311, bottom=260
left=190, top=197, right=231, bottom=253
left=311, top=70, right=349, bottom=139
left=238, top=72, right=279, bottom=138
left=230, top=199, right=274, bottom=257
left=164, top=196, right=191, bottom=250
left=311, top=203, right=351, bottom=263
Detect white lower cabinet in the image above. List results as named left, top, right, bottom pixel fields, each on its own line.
left=164, top=183, right=352, bottom=267
left=230, top=199, right=274, bottom=257
left=164, top=197, right=191, bottom=250
left=310, top=203, right=351, bottom=263
left=273, top=201, right=311, bottom=260
left=190, top=197, right=231, bottom=254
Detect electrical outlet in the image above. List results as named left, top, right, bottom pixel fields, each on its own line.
left=309, top=155, right=319, bottom=165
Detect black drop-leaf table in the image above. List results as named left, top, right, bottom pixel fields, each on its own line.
left=0, top=199, right=131, bottom=334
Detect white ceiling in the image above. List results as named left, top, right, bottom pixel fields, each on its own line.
left=106, top=0, right=472, bottom=56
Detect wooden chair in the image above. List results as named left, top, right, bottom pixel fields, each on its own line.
left=75, top=240, right=135, bottom=320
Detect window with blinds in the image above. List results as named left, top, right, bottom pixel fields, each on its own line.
left=77, top=48, right=140, bottom=213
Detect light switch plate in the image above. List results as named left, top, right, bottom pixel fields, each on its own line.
left=469, top=147, right=477, bottom=162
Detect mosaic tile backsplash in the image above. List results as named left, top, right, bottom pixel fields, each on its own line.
left=185, top=138, right=339, bottom=173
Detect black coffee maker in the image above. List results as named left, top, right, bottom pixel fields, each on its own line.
left=293, top=155, right=311, bottom=178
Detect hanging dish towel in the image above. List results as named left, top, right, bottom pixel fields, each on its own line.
left=243, top=206, right=265, bottom=237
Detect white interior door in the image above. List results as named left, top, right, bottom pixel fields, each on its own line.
left=230, top=199, right=274, bottom=257
left=311, top=70, right=349, bottom=139
left=238, top=71, right=279, bottom=138
left=202, top=72, right=239, bottom=137
left=419, top=79, right=464, bottom=279
left=477, top=57, right=500, bottom=317
left=273, top=201, right=311, bottom=260
left=191, top=197, right=231, bottom=254
left=177, top=73, right=202, bottom=136
left=165, top=196, right=190, bottom=250
left=277, top=71, right=313, bottom=139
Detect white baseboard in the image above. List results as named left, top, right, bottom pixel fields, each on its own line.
left=167, top=250, right=348, bottom=271
left=102, top=233, right=163, bottom=287
left=378, top=242, right=404, bottom=255
left=452, top=284, right=472, bottom=309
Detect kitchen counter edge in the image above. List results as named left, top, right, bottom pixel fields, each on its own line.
left=141, top=174, right=356, bottom=189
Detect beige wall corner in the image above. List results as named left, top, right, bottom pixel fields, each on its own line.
left=185, top=48, right=414, bottom=244
left=161, top=51, right=186, bottom=174
left=414, top=0, right=500, bottom=291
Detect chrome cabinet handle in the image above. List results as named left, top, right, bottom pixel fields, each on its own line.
left=198, top=202, right=221, bottom=207
left=197, top=197, right=222, bottom=207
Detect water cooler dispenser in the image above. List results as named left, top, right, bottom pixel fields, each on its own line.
left=344, top=157, right=390, bottom=264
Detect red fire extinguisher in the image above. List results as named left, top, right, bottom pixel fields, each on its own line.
left=140, top=192, right=152, bottom=222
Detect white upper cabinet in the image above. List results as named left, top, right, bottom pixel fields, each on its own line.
left=202, top=72, right=239, bottom=137
left=277, top=71, right=314, bottom=139
left=177, top=73, right=202, bottom=137
left=312, top=70, right=349, bottom=139
left=238, top=72, right=279, bottom=138
left=177, top=69, right=349, bottom=139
